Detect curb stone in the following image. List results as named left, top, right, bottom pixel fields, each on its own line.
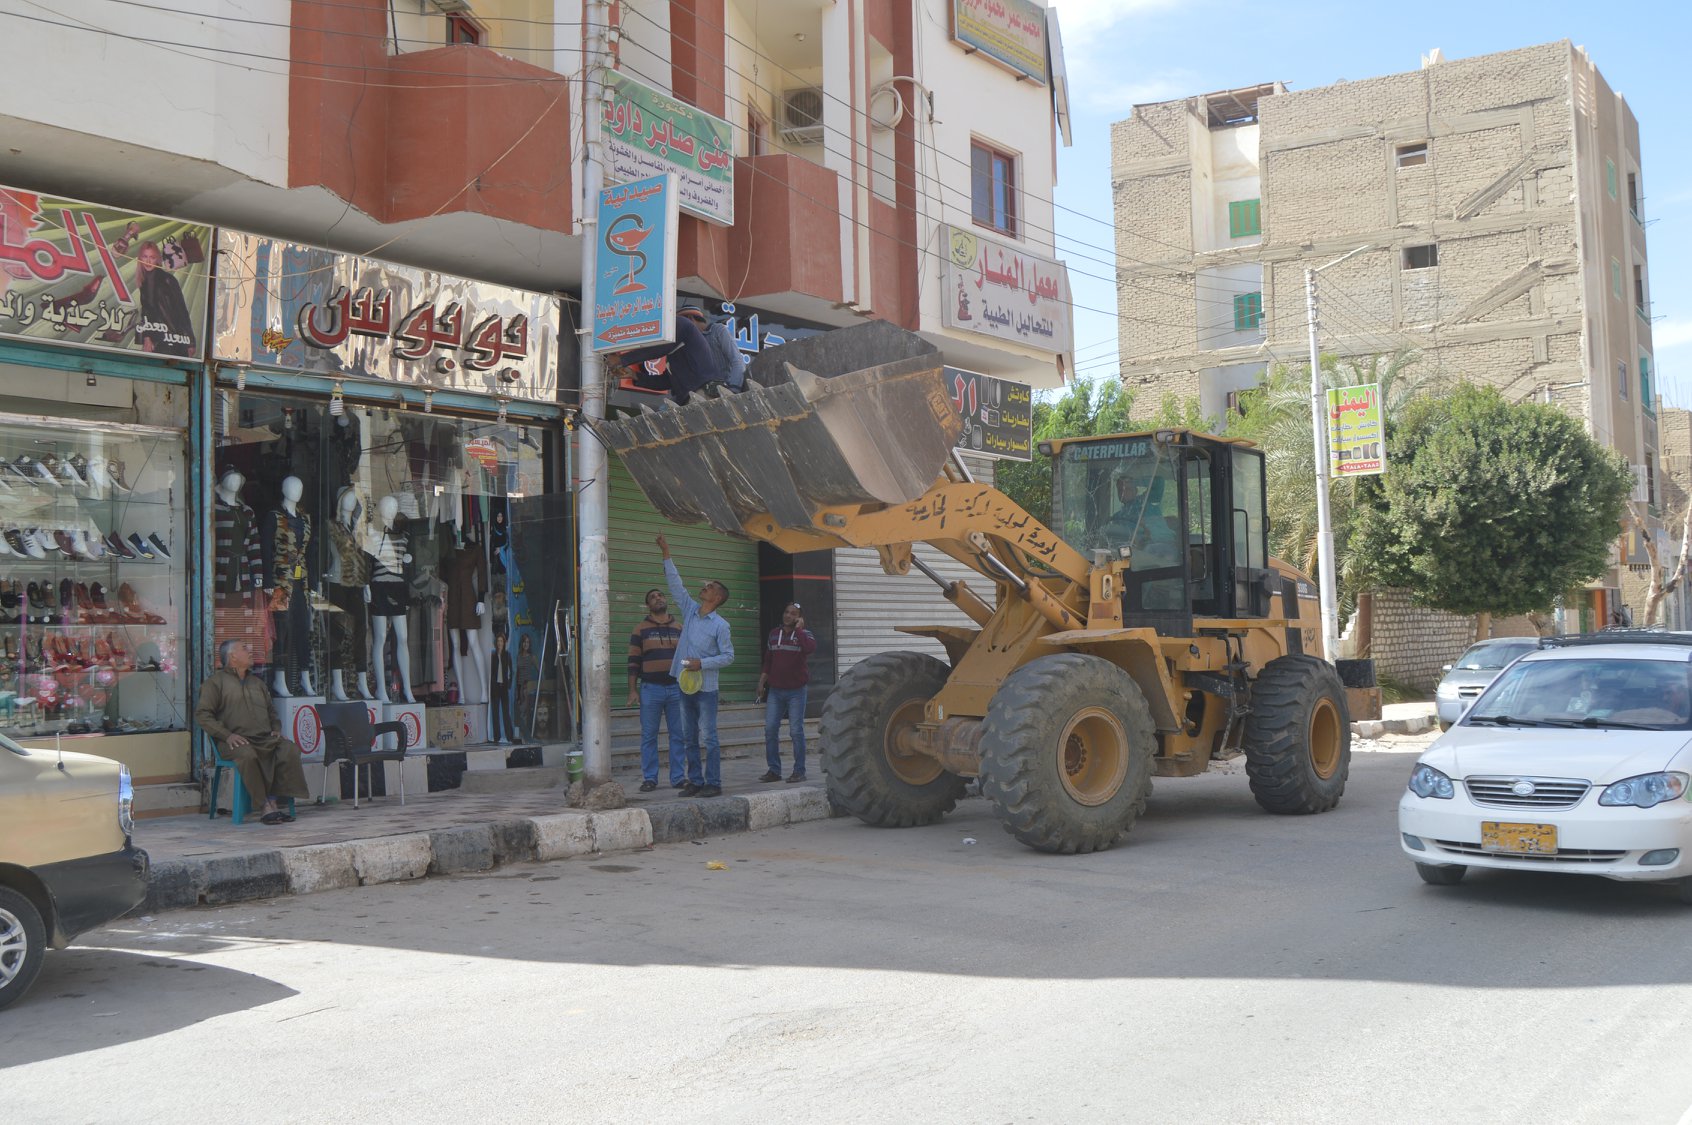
left=142, top=786, right=841, bottom=912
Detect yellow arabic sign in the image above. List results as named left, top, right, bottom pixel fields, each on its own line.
left=1327, top=383, right=1384, bottom=477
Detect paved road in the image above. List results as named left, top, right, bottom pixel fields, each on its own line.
left=9, top=746, right=1692, bottom=1124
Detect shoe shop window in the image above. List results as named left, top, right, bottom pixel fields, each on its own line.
left=0, top=415, right=187, bottom=740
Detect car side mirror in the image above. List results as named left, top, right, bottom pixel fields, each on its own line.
left=1441, top=664, right=1453, bottom=673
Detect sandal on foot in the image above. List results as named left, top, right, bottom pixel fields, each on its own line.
left=260, top=810, right=285, bottom=825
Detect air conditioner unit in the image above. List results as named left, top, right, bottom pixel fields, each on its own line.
left=780, top=88, right=825, bottom=146
left=427, top=0, right=474, bottom=14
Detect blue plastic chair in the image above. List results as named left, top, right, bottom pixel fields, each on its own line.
left=208, top=746, right=297, bottom=826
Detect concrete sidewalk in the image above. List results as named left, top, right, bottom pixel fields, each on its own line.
left=136, top=753, right=835, bottom=914
left=1354, top=700, right=1438, bottom=738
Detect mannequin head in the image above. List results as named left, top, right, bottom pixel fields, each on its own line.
left=217, top=468, right=244, bottom=498
left=377, top=495, right=399, bottom=525
left=281, top=476, right=304, bottom=504
left=336, top=486, right=361, bottom=525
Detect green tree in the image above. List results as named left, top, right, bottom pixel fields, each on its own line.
left=997, top=379, right=1133, bottom=525
left=1350, top=382, right=1633, bottom=620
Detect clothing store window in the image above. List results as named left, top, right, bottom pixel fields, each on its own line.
left=0, top=416, right=187, bottom=740
left=211, top=392, right=565, bottom=741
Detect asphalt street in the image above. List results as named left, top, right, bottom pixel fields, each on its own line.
left=9, top=743, right=1692, bottom=1124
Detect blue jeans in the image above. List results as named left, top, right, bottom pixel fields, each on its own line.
left=679, top=689, right=721, bottom=787
left=764, top=686, right=807, bottom=776
left=639, top=681, right=685, bottom=784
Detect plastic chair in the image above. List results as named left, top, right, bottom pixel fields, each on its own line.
left=318, top=702, right=410, bottom=809
left=208, top=746, right=297, bottom=826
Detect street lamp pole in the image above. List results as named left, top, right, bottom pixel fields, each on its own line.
left=1305, top=244, right=1372, bottom=662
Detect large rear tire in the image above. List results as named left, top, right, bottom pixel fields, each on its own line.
left=0, top=885, right=47, bottom=1011
left=1244, top=654, right=1351, bottom=814
left=820, top=651, right=968, bottom=828
left=979, top=654, right=1156, bottom=855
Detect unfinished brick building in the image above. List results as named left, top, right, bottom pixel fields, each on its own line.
left=1111, top=41, right=1660, bottom=631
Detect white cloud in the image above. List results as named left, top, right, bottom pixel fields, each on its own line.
left=1081, top=71, right=1203, bottom=114
left=1050, top=0, right=1182, bottom=36
left=1654, top=319, right=1692, bottom=350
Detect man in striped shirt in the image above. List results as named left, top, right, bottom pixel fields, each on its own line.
left=627, top=587, right=684, bottom=793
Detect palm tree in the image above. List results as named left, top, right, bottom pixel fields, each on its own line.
left=1226, top=348, right=1435, bottom=625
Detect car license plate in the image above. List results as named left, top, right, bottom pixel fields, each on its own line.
left=1481, top=821, right=1558, bottom=854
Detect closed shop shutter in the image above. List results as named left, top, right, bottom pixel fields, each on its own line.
left=608, top=454, right=761, bottom=700
left=834, top=455, right=997, bottom=671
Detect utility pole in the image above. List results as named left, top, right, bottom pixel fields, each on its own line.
left=577, top=0, right=613, bottom=787
left=1305, top=244, right=1372, bottom=662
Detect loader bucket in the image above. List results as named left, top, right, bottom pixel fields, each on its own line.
left=596, top=322, right=965, bottom=538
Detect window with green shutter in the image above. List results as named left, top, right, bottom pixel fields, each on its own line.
left=1228, top=199, right=1261, bottom=238
left=1642, top=355, right=1654, bottom=413
left=1233, top=291, right=1263, bottom=331
left=1606, top=157, right=1617, bottom=199
left=1612, top=258, right=1623, bottom=299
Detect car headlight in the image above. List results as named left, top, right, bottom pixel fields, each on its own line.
left=1435, top=682, right=1459, bottom=699
left=119, top=765, right=134, bottom=836
left=1408, top=763, right=1456, bottom=799
left=1598, top=772, right=1689, bottom=809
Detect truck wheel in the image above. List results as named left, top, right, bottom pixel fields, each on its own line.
left=0, top=885, right=47, bottom=1011
left=820, top=651, right=967, bottom=828
left=1244, top=654, right=1351, bottom=814
left=979, top=654, right=1155, bottom=855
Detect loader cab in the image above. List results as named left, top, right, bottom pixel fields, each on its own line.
left=1047, top=429, right=1273, bottom=636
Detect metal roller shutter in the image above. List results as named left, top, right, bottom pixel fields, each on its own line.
left=608, top=454, right=762, bottom=700
left=834, top=455, right=997, bottom=671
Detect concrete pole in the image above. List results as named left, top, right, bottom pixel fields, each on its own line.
left=577, top=0, right=613, bottom=787
left=1305, top=268, right=1340, bottom=662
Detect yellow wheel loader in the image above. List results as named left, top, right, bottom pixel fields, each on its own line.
left=599, top=323, right=1350, bottom=854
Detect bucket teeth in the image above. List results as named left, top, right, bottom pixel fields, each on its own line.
left=598, top=323, right=964, bottom=537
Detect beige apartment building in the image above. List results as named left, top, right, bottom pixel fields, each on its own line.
left=1111, top=41, right=1660, bottom=629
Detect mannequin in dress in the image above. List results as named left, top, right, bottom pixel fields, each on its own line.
left=442, top=529, right=489, bottom=705
left=326, top=486, right=375, bottom=702
left=262, top=475, right=315, bottom=698
left=367, top=494, right=416, bottom=704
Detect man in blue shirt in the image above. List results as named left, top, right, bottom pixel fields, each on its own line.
left=657, top=533, right=735, bottom=797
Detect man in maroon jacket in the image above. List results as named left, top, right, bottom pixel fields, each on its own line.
left=756, top=602, right=816, bottom=782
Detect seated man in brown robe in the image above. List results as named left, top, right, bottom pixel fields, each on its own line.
left=195, top=639, right=310, bottom=824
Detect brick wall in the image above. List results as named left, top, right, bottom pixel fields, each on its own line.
left=1110, top=41, right=1612, bottom=429
left=1368, top=589, right=1541, bottom=693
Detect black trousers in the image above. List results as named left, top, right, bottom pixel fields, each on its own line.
left=328, top=583, right=368, bottom=673
left=271, top=580, right=311, bottom=689
left=490, top=681, right=515, bottom=741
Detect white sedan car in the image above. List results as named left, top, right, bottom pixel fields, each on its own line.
left=1399, top=634, right=1692, bottom=903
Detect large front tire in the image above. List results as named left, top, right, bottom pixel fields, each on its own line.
left=979, top=654, right=1156, bottom=855
left=820, top=651, right=968, bottom=828
left=0, top=885, right=47, bottom=1011
left=1244, top=654, right=1351, bottom=814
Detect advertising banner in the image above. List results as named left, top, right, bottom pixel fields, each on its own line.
left=952, top=0, right=1050, bottom=84
left=592, top=174, right=678, bottom=353
left=945, top=366, right=1033, bottom=461
left=0, top=186, right=212, bottom=358
left=603, top=71, right=735, bottom=226
left=1326, top=383, right=1385, bottom=477
left=940, top=225, right=1073, bottom=355
left=212, top=231, right=560, bottom=402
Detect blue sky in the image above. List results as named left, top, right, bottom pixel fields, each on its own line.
left=1050, top=0, right=1692, bottom=407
